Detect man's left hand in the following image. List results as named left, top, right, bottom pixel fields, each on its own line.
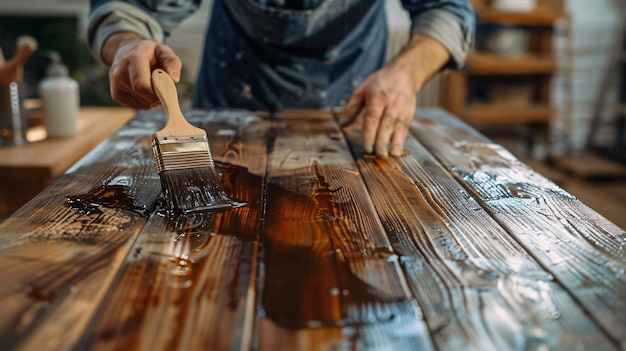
left=340, top=63, right=418, bottom=158
left=339, top=34, right=451, bottom=158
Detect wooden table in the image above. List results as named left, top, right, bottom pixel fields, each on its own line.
left=0, top=107, right=135, bottom=217
left=0, top=108, right=624, bottom=351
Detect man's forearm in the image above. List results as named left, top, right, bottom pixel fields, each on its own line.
left=389, top=33, right=451, bottom=93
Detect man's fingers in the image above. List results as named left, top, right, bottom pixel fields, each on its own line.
left=155, top=45, right=182, bottom=82
left=374, top=107, right=399, bottom=158
left=389, top=116, right=411, bottom=157
left=111, top=85, right=157, bottom=109
left=110, top=67, right=157, bottom=108
left=127, top=57, right=154, bottom=98
left=111, top=90, right=159, bottom=110
left=338, top=88, right=365, bottom=126
left=362, top=96, right=386, bottom=155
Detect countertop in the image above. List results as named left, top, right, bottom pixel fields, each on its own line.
left=0, top=107, right=134, bottom=216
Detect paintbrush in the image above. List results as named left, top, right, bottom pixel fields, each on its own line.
left=150, top=68, right=245, bottom=213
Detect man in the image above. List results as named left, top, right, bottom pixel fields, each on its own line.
left=88, top=0, right=474, bottom=158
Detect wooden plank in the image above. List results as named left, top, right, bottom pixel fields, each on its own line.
left=560, top=181, right=626, bottom=232
left=523, top=158, right=626, bottom=230
left=471, top=1, right=565, bottom=15
left=0, top=169, right=49, bottom=218
left=467, top=52, right=557, bottom=75
left=538, top=0, right=565, bottom=11
left=477, top=9, right=564, bottom=26
left=258, top=116, right=433, bottom=350
left=341, top=120, right=616, bottom=350
left=412, top=108, right=626, bottom=348
left=0, top=107, right=135, bottom=216
left=77, top=110, right=269, bottom=350
left=2, top=107, right=623, bottom=350
left=0, top=113, right=158, bottom=350
left=465, top=104, right=554, bottom=123
left=258, top=309, right=433, bottom=351
left=0, top=107, right=134, bottom=175
left=470, top=0, right=487, bottom=10
left=550, top=152, right=626, bottom=179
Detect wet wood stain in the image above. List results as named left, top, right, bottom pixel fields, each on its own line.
left=261, top=119, right=412, bottom=330
left=0, top=130, right=158, bottom=350
left=0, top=108, right=624, bottom=350
left=67, top=184, right=149, bottom=216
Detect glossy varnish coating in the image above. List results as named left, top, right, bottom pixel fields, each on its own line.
left=0, top=108, right=624, bottom=350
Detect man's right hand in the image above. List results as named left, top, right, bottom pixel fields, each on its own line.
left=101, top=32, right=182, bottom=110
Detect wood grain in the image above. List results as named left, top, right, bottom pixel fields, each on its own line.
left=0, top=107, right=623, bottom=350
left=0, top=107, right=135, bottom=216
left=0, top=107, right=135, bottom=174
left=342, top=119, right=616, bottom=350
left=78, top=110, right=269, bottom=351
left=465, top=104, right=554, bottom=123
left=477, top=8, right=566, bottom=26
left=412, top=108, right=626, bottom=348
left=0, top=116, right=158, bottom=350
left=258, top=116, right=432, bottom=350
left=467, top=52, right=557, bottom=75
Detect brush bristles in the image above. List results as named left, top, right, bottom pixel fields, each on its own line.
left=160, top=167, right=236, bottom=213
left=152, top=134, right=247, bottom=213
left=152, top=134, right=214, bottom=173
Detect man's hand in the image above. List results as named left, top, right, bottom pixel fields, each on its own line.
left=340, top=34, right=450, bottom=158
left=340, top=62, right=418, bottom=158
left=102, top=32, right=182, bottom=110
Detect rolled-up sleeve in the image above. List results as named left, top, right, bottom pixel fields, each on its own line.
left=87, top=0, right=200, bottom=62
left=401, top=0, right=475, bottom=68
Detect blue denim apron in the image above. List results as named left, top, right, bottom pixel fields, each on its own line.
left=192, top=0, right=387, bottom=110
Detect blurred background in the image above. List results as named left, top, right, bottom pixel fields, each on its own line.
left=0, top=0, right=625, bottom=228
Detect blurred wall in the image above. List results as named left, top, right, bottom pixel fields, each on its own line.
left=563, top=0, right=621, bottom=151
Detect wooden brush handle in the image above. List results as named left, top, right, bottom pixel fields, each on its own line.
left=151, top=68, right=205, bottom=137
left=0, top=35, right=37, bottom=84
left=13, top=36, right=37, bottom=64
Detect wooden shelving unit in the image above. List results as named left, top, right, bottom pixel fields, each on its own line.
left=477, top=8, right=563, bottom=26
left=466, top=52, right=557, bottom=75
left=466, top=104, right=554, bottom=123
left=440, top=0, right=568, bottom=152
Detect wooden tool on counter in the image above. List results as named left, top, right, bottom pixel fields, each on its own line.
left=150, top=68, right=245, bottom=213
left=0, top=35, right=37, bottom=84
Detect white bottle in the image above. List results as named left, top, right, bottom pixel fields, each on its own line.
left=39, top=52, right=80, bottom=138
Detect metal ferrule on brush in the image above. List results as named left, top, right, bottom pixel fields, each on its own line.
left=152, top=134, right=215, bottom=174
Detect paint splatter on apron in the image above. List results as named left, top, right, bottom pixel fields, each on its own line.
left=193, top=0, right=387, bottom=110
